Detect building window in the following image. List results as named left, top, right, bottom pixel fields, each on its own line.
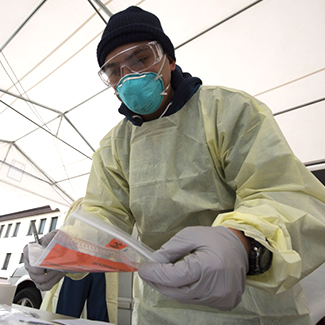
left=2, top=253, right=11, bottom=270
left=19, top=253, right=24, bottom=264
left=0, top=225, right=4, bottom=237
left=27, top=220, right=36, bottom=236
left=4, top=224, right=12, bottom=238
left=49, top=217, right=58, bottom=232
left=38, top=219, right=46, bottom=235
left=12, top=222, right=21, bottom=237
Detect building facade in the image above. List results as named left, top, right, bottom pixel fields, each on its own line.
left=0, top=206, right=65, bottom=279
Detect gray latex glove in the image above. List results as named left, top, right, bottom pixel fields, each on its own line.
left=138, top=226, right=249, bottom=311
left=23, top=230, right=66, bottom=291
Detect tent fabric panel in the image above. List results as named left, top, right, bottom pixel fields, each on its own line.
left=0, top=183, right=69, bottom=216
left=20, top=35, right=104, bottom=112
left=1, top=0, right=98, bottom=81
left=57, top=173, right=91, bottom=202
left=137, top=0, right=258, bottom=48
left=0, top=0, right=40, bottom=47
left=15, top=128, right=92, bottom=178
left=2, top=4, right=105, bottom=112
left=0, top=92, right=60, bottom=134
left=275, top=101, right=325, bottom=164
left=0, top=104, right=43, bottom=142
left=174, top=0, right=325, bottom=96
left=47, top=158, right=92, bottom=184
left=66, top=88, right=123, bottom=150
left=0, top=142, right=52, bottom=180
left=256, top=70, right=325, bottom=114
left=0, top=157, right=73, bottom=207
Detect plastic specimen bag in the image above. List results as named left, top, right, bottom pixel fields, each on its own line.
left=29, top=210, right=155, bottom=273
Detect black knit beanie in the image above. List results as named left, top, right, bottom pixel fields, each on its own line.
left=97, top=6, right=175, bottom=68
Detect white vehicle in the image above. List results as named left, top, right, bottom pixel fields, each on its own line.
left=7, top=263, right=44, bottom=309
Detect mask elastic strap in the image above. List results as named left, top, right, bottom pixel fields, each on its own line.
left=160, top=83, right=170, bottom=96
left=159, top=101, right=172, bottom=119
left=154, top=54, right=166, bottom=81
left=154, top=55, right=171, bottom=96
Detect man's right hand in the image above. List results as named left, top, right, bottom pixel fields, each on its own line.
left=23, top=230, right=66, bottom=291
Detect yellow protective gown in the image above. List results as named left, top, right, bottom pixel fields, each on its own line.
left=83, top=85, right=325, bottom=324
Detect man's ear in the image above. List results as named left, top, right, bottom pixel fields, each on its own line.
left=167, top=55, right=176, bottom=71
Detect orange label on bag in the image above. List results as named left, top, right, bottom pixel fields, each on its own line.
left=40, top=243, right=137, bottom=272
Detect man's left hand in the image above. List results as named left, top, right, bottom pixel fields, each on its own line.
left=138, top=226, right=248, bottom=310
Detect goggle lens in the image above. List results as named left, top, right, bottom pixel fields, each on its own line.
left=98, top=41, right=163, bottom=86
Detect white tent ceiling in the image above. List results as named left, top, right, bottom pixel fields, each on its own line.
left=0, top=0, right=324, bottom=211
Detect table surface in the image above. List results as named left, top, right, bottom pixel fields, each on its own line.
left=0, top=303, right=74, bottom=323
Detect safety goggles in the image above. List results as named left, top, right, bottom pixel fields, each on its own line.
left=98, top=41, right=164, bottom=87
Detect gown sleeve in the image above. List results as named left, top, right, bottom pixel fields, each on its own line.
left=201, top=86, right=325, bottom=294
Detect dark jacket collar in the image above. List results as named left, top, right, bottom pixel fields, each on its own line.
left=118, top=65, right=202, bottom=126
